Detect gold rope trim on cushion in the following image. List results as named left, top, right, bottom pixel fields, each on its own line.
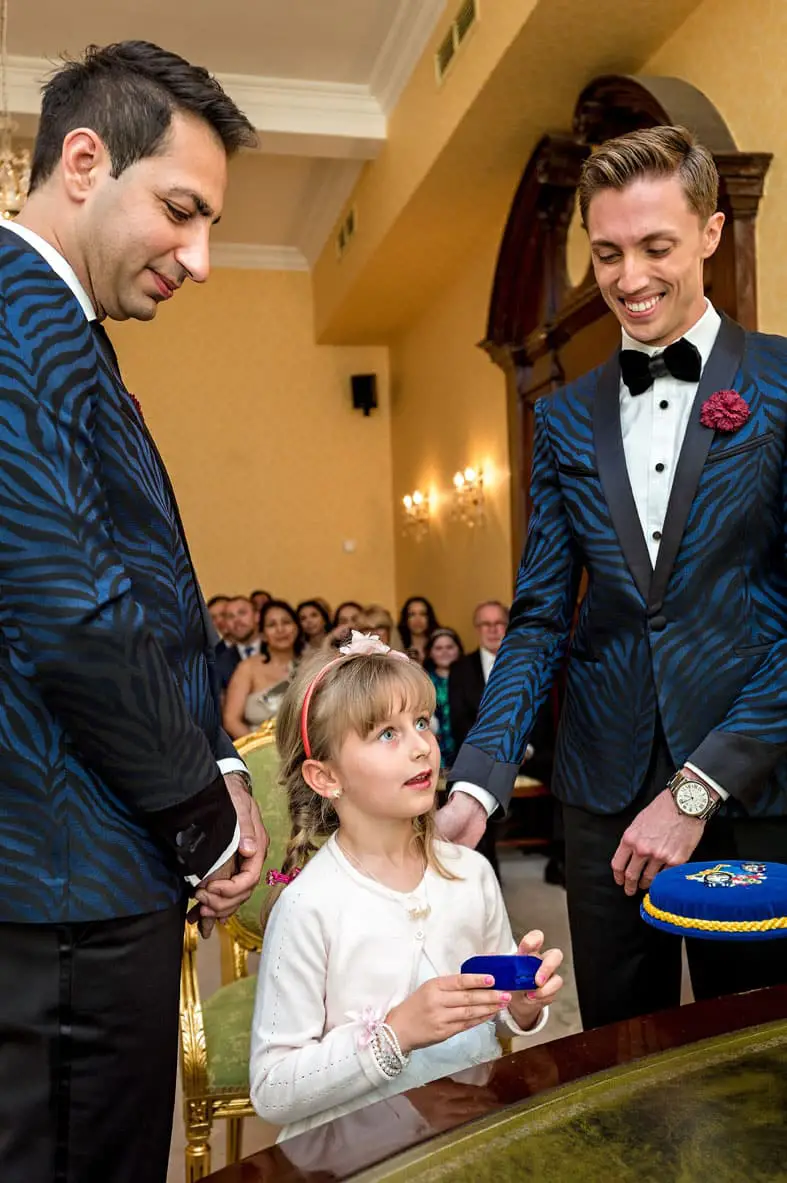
left=642, top=895, right=787, bottom=933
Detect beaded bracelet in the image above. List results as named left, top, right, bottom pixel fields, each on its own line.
left=370, top=1023, right=411, bottom=1078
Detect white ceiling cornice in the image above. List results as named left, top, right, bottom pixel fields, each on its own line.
left=210, top=243, right=309, bottom=271
left=296, top=160, right=365, bottom=266
left=7, top=55, right=387, bottom=159
left=369, top=0, right=448, bottom=115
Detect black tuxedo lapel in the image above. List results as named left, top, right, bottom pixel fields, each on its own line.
left=649, top=315, right=746, bottom=609
left=94, top=333, right=212, bottom=646
left=471, top=650, right=486, bottom=701
left=594, top=354, right=653, bottom=604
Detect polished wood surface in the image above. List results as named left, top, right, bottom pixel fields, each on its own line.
left=203, top=984, right=787, bottom=1181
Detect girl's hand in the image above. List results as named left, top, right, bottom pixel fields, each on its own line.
left=507, top=929, right=564, bottom=1031
left=386, top=974, right=510, bottom=1054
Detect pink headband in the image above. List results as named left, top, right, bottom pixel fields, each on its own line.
left=300, top=631, right=410, bottom=758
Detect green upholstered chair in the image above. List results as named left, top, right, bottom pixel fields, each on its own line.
left=179, top=721, right=290, bottom=1180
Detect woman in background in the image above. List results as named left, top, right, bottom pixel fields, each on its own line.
left=332, top=601, right=364, bottom=635
left=223, top=600, right=303, bottom=737
left=397, top=596, right=440, bottom=664
left=359, top=603, right=402, bottom=649
left=297, top=600, right=332, bottom=654
left=424, top=628, right=464, bottom=769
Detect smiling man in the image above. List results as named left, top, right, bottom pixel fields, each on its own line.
left=444, top=125, right=787, bottom=1030
left=0, top=41, right=268, bottom=1183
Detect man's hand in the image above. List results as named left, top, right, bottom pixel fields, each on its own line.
left=435, top=791, right=488, bottom=847
left=611, top=787, right=704, bottom=896
left=192, top=773, right=269, bottom=938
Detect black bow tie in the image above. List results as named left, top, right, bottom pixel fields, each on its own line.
left=619, top=337, right=702, bottom=396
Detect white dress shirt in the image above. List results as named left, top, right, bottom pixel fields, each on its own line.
left=236, top=638, right=262, bottom=660
left=479, top=645, right=495, bottom=683
left=453, top=301, right=727, bottom=815
left=3, top=220, right=243, bottom=875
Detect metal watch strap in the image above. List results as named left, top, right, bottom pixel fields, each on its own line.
left=668, top=771, right=721, bottom=821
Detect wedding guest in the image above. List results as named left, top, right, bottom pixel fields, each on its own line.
left=297, top=599, right=331, bottom=654
left=398, top=596, right=440, bottom=664
left=207, top=594, right=230, bottom=640
left=216, top=595, right=261, bottom=691
left=360, top=603, right=399, bottom=648
left=250, top=636, right=563, bottom=1140
left=332, top=600, right=364, bottom=633
left=251, top=588, right=272, bottom=616
left=424, top=628, right=465, bottom=768
left=223, top=600, right=302, bottom=737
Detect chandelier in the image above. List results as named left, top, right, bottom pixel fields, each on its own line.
left=0, top=0, right=29, bottom=219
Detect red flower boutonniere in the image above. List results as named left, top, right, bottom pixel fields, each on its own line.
left=128, top=393, right=144, bottom=422
left=700, top=390, right=749, bottom=433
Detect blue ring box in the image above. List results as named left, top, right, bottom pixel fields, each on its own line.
left=460, top=955, right=542, bottom=990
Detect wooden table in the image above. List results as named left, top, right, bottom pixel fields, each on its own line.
left=203, top=984, right=787, bottom=1182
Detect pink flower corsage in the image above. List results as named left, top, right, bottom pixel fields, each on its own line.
left=348, top=1006, right=385, bottom=1049
left=265, top=866, right=301, bottom=887
left=700, top=390, right=750, bottom=433
left=128, top=393, right=144, bottom=421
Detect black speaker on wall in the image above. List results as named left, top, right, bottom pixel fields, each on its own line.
left=351, top=373, right=377, bottom=417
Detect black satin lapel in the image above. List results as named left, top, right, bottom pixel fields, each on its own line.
left=100, top=353, right=211, bottom=647
left=594, top=353, right=652, bottom=604
left=649, top=315, right=746, bottom=609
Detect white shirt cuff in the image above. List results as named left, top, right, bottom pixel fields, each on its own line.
left=184, top=820, right=240, bottom=887
left=217, top=756, right=248, bottom=778
left=684, top=762, right=729, bottom=801
left=449, top=782, right=498, bottom=817
left=500, top=1004, right=549, bottom=1037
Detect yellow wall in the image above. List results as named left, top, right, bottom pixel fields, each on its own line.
left=645, top=0, right=787, bottom=336
left=390, top=231, right=513, bottom=644
left=110, top=269, right=394, bottom=610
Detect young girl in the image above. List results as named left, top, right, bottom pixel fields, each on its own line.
left=249, top=633, right=564, bottom=1140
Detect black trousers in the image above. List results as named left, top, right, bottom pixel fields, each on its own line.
left=0, top=903, right=185, bottom=1183
left=563, top=732, right=787, bottom=1031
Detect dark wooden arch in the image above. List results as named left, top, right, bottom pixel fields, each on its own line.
left=484, top=74, right=772, bottom=563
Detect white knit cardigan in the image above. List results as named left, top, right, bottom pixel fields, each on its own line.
left=250, top=835, right=548, bottom=1138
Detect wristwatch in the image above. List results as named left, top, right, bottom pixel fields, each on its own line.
left=667, top=770, right=722, bottom=821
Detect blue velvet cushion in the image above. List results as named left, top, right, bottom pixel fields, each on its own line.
left=641, top=861, right=787, bottom=941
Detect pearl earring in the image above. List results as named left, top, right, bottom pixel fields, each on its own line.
left=332, top=788, right=343, bottom=799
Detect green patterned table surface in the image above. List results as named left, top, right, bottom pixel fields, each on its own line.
left=358, top=1019, right=787, bottom=1183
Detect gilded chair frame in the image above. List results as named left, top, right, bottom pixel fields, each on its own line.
left=178, top=721, right=276, bottom=1182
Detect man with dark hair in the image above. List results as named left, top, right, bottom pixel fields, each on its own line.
left=251, top=588, right=273, bottom=615
left=208, top=593, right=231, bottom=639
left=217, top=595, right=263, bottom=690
left=0, top=41, right=264, bottom=1182
left=443, top=125, right=787, bottom=1030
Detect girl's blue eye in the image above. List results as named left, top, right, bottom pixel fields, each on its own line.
left=415, top=717, right=430, bottom=731
left=378, top=727, right=395, bottom=742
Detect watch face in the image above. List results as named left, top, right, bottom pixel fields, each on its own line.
left=675, top=781, right=710, bottom=816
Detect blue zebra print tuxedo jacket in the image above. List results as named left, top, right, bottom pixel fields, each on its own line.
left=452, top=314, right=787, bottom=819
left=0, top=228, right=238, bottom=923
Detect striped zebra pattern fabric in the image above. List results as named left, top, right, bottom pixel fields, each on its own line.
left=0, top=228, right=236, bottom=923
left=451, top=315, right=787, bottom=821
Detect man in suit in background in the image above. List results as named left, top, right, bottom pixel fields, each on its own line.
left=208, top=593, right=231, bottom=640
left=216, top=594, right=263, bottom=690
left=450, top=601, right=561, bottom=881
left=0, top=42, right=267, bottom=1182
left=443, top=126, right=787, bottom=1030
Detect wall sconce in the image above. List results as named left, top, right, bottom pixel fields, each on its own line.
left=402, top=489, right=430, bottom=541
left=452, top=466, right=485, bottom=527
